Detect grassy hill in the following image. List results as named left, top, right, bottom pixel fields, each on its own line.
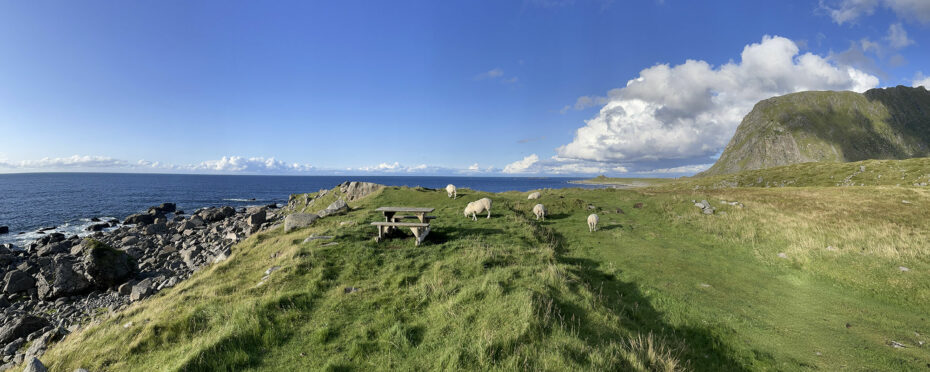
left=667, top=157, right=930, bottom=190
left=701, top=86, right=930, bottom=176
left=36, top=179, right=930, bottom=370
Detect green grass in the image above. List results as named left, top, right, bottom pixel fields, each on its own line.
left=38, top=180, right=930, bottom=371
left=672, top=157, right=930, bottom=190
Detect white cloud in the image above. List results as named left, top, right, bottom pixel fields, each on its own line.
left=475, top=68, right=504, bottom=80
left=560, top=95, right=612, bottom=113
left=0, top=155, right=129, bottom=169
left=885, top=23, right=914, bottom=49
left=502, top=154, right=539, bottom=174
left=192, top=156, right=313, bottom=173
left=556, top=36, right=878, bottom=168
left=913, top=73, right=930, bottom=88
left=822, top=0, right=930, bottom=24
left=468, top=163, right=480, bottom=171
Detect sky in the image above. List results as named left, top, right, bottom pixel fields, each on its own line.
left=0, top=0, right=928, bottom=176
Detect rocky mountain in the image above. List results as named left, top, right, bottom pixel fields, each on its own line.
left=700, top=85, right=930, bottom=176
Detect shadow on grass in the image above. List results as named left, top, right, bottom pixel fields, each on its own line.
left=549, top=229, right=750, bottom=371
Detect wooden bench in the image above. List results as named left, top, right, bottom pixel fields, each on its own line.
left=372, top=207, right=435, bottom=246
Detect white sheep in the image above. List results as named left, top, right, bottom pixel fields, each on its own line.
left=587, top=213, right=599, bottom=232
left=463, top=197, right=492, bottom=221
left=446, top=184, right=457, bottom=199
left=527, top=191, right=540, bottom=200
left=532, top=204, right=546, bottom=221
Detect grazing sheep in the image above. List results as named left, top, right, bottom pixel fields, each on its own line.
left=463, top=197, right=492, bottom=221
left=527, top=191, right=541, bottom=200
left=532, top=204, right=546, bottom=221
left=446, top=184, right=457, bottom=199
left=587, top=213, right=599, bottom=232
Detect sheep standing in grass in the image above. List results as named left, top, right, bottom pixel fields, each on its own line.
left=463, top=197, right=492, bottom=220
left=527, top=191, right=540, bottom=200
left=533, top=204, right=546, bottom=221
left=587, top=213, right=599, bottom=232
left=446, top=184, right=457, bottom=199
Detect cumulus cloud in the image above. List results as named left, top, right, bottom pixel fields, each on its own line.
left=914, top=73, right=930, bottom=88
left=502, top=154, right=539, bottom=173
left=468, top=163, right=480, bottom=171
left=821, top=0, right=930, bottom=24
left=0, top=155, right=129, bottom=170
left=192, top=156, right=313, bottom=173
left=555, top=36, right=878, bottom=168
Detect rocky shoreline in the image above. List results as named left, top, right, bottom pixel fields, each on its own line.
left=0, top=201, right=282, bottom=369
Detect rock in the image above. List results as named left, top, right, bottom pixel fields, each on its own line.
left=142, top=223, right=167, bottom=236
left=902, top=200, right=913, bottom=204
left=317, top=199, right=348, bottom=218
left=633, top=202, right=644, bottom=209
left=615, top=208, right=624, bottom=214
left=284, top=213, right=319, bottom=232
left=148, top=203, right=176, bottom=214
left=85, top=223, right=110, bottom=232
left=81, top=239, right=134, bottom=288
left=303, top=235, right=334, bottom=243
left=120, top=236, right=139, bottom=245
left=3, top=270, right=35, bottom=294
left=36, top=257, right=91, bottom=300
left=197, top=207, right=235, bottom=223
left=0, top=296, right=9, bottom=308
left=339, top=181, right=383, bottom=201
left=777, top=252, right=788, bottom=259
left=527, top=192, right=541, bottom=200
left=898, top=266, right=910, bottom=272
left=22, top=357, right=47, bottom=372
left=1, top=339, right=23, bottom=356
left=35, top=241, right=71, bottom=257
left=0, top=226, right=7, bottom=235
left=0, top=316, right=49, bottom=345
left=117, top=282, right=133, bottom=296
left=180, top=246, right=203, bottom=269
left=247, top=210, right=266, bottom=230
left=129, top=278, right=154, bottom=302
left=123, top=213, right=155, bottom=226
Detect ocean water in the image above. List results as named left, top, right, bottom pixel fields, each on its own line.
left=0, top=173, right=597, bottom=247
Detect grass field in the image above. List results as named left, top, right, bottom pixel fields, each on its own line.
left=37, top=170, right=930, bottom=371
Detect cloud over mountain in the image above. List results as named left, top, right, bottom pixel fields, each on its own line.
left=553, top=36, right=878, bottom=169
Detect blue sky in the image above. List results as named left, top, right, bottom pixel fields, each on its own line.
left=0, top=0, right=927, bottom=176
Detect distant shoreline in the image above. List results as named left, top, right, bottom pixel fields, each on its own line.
left=569, top=176, right=678, bottom=188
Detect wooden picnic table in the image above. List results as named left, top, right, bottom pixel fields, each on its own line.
left=372, top=207, right=436, bottom=246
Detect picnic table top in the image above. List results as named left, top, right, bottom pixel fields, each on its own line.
left=371, top=221, right=430, bottom=227
left=375, top=207, right=435, bottom=213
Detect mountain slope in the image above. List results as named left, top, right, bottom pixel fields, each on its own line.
left=700, top=85, right=930, bottom=176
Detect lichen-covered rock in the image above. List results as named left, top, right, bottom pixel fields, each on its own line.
left=81, top=239, right=134, bottom=288
left=0, top=315, right=49, bottom=345
left=36, top=257, right=90, bottom=300
left=284, top=213, right=319, bottom=232
left=317, top=199, right=348, bottom=218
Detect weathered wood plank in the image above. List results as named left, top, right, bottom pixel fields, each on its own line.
left=376, top=207, right=435, bottom=213
left=370, top=221, right=430, bottom=228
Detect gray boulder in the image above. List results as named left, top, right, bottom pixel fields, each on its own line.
left=36, top=257, right=90, bottom=300
left=1, top=338, right=23, bottom=356
left=148, top=202, right=176, bottom=214
left=0, top=315, right=49, bottom=345
left=197, top=207, right=235, bottom=223
left=129, top=278, right=154, bottom=302
left=339, top=181, right=383, bottom=201
left=3, top=270, right=35, bottom=294
left=284, top=213, right=319, bottom=232
left=247, top=209, right=266, bottom=230
left=22, top=357, right=47, bottom=372
left=317, top=199, right=348, bottom=218
left=124, top=213, right=155, bottom=226
left=81, top=239, right=134, bottom=288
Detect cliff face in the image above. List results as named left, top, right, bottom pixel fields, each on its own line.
left=700, top=86, right=930, bottom=176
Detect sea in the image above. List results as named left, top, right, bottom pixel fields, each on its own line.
left=0, top=173, right=599, bottom=247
